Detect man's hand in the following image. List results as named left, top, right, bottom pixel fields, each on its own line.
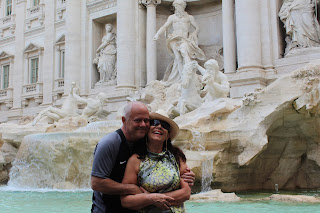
left=147, top=193, right=175, bottom=210
left=141, top=187, right=175, bottom=210
left=181, top=168, right=195, bottom=187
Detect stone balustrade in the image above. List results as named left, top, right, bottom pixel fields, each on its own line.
left=56, top=0, right=66, bottom=21
left=25, top=4, right=45, bottom=29
left=21, top=83, right=43, bottom=106
left=54, top=78, right=64, bottom=93
left=0, top=88, right=13, bottom=108
left=0, top=14, right=16, bottom=37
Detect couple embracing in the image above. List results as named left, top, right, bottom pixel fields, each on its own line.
left=91, top=101, right=195, bottom=213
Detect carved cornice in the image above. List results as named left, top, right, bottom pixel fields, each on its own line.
left=16, top=0, right=26, bottom=4
left=87, top=0, right=117, bottom=14
left=140, top=0, right=161, bottom=7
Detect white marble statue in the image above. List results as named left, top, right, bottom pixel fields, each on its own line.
left=32, top=82, right=80, bottom=126
left=93, top=23, right=117, bottom=83
left=279, top=0, right=320, bottom=55
left=73, top=92, right=109, bottom=121
left=195, top=59, right=230, bottom=102
left=167, top=61, right=203, bottom=116
left=153, top=0, right=205, bottom=85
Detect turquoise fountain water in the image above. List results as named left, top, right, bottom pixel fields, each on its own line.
left=1, top=187, right=320, bottom=213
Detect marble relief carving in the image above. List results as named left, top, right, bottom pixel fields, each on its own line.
left=279, top=0, right=320, bottom=56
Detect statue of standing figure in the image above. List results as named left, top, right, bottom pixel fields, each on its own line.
left=279, top=0, right=320, bottom=55
left=153, top=0, right=205, bottom=86
left=93, top=23, right=117, bottom=83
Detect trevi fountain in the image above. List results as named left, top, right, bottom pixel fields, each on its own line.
left=1, top=0, right=320, bottom=212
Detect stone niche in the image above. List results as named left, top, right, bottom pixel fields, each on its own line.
left=155, top=1, right=223, bottom=79
left=213, top=104, right=320, bottom=192
left=275, top=0, right=320, bottom=75
left=91, top=14, right=117, bottom=89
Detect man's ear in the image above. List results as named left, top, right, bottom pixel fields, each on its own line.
left=122, top=116, right=126, bottom=124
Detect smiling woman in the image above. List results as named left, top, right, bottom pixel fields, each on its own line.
left=120, top=109, right=191, bottom=213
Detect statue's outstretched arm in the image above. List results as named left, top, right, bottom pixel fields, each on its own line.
left=153, top=16, right=173, bottom=40
left=73, top=92, right=88, bottom=105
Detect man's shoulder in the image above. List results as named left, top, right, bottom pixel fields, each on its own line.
left=98, top=131, right=122, bottom=147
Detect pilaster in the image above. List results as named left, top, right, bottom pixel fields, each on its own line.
left=222, top=0, right=236, bottom=74
left=235, top=0, right=262, bottom=71
left=42, top=0, right=55, bottom=105
left=116, top=0, right=137, bottom=89
left=64, top=0, right=81, bottom=94
left=141, top=0, right=161, bottom=84
left=12, top=0, right=26, bottom=109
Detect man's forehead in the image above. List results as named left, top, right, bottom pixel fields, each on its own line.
left=130, top=111, right=149, bottom=119
left=130, top=107, right=149, bottom=118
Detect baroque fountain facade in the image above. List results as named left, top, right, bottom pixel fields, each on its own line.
left=1, top=0, right=320, bottom=195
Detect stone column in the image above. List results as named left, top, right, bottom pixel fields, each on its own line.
left=222, top=0, right=236, bottom=73
left=42, top=0, right=55, bottom=105
left=64, top=0, right=81, bottom=94
left=12, top=0, right=26, bottom=109
left=235, top=0, right=262, bottom=71
left=141, top=0, right=161, bottom=84
left=138, top=4, right=147, bottom=87
left=116, top=0, right=137, bottom=89
left=38, top=49, right=44, bottom=83
left=9, top=57, right=14, bottom=88
left=260, top=0, right=275, bottom=72
left=24, top=56, right=29, bottom=85
left=55, top=47, right=60, bottom=80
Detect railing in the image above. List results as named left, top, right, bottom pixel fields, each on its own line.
left=0, top=89, right=7, bottom=97
left=25, top=84, right=36, bottom=92
left=22, top=83, right=43, bottom=105
left=56, top=3, right=66, bottom=20
left=25, top=4, right=45, bottom=29
left=0, top=88, right=13, bottom=107
left=27, top=4, right=44, bottom=18
left=22, top=83, right=43, bottom=97
left=53, top=78, right=64, bottom=93
left=0, top=14, right=16, bottom=37
left=0, top=14, right=15, bottom=26
left=55, top=78, right=65, bottom=88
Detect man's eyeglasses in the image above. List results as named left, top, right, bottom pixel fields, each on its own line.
left=150, top=119, right=170, bottom=131
left=133, top=118, right=150, bottom=124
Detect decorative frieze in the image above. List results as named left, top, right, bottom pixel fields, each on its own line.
left=87, top=0, right=117, bottom=14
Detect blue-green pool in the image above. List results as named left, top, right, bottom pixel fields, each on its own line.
left=1, top=188, right=320, bottom=213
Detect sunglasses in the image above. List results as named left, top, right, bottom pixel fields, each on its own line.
left=150, top=119, right=171, bottom=131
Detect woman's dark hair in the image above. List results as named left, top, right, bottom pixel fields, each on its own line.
left=133, top=136, right=186, bottom=166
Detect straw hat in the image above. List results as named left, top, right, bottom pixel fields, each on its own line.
left=149, top=109, right=179, bottom=140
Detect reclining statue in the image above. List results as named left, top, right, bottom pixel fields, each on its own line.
left=32, top=82, right=80, bottom=126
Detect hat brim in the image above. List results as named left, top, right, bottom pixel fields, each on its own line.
left=149, top=112, right=179, bottom=140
